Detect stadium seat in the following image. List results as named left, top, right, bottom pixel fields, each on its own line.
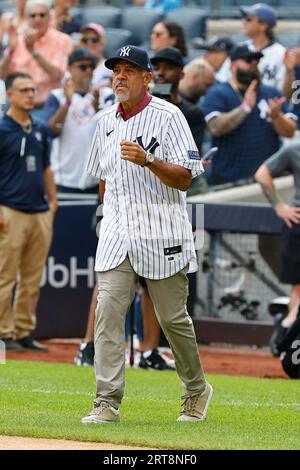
left=277, top=31, right=300, bottom=49
left=82, top=6, right=122, bottom=29
left=230, top=32, right=248, bottom=45
left=277, top=0, right=300, bottom=19
left=235, top=0, right=279, bottom=5
left=0, top=1, right=15, bottom=14
left=69, top=6, right=84, bottom=18
left=121, top=7, right=163, bottom=46
left=210, top=0, right=238, bottom=19
left=103, top=28, right=134, bottom=58
left=165, top=8, right=207, bottom=40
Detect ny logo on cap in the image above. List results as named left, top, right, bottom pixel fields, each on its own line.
left=120, top=46, right=131, bottom=57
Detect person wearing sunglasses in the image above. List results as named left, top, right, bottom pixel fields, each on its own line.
left=0, top=0, right=73, bottom=112
left=217, top=3, right=287, bottom=94
left=43, top=48, right=100, bottom=193
left=202, top=44, right=297, bottom=185
left=79, top=23, right=112, bottom=89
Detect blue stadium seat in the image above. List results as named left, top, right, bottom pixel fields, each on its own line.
left=104, top=28, right=134, bottom=58
left=277, top=0, right=300, bottom=19
left=210, top=0, right=238, bottom=19
left=211, top=1, right=279, bottom=19
left=230, top=32, right=248, bottom=44
left=235, top=0, right=279, bottom=5
left=82, top=6, right=122, bottom=29
left=277, top=31, right=300, bottom=49
left=121, top=7, right=163, bottom=46
left=0, top=1, right=15, bottom=14
left=165, top=7, right=207, bottom=40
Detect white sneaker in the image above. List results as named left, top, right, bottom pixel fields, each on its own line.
left=177, top=382, right=213, bottom=422
left=81, top=400, right=120, bottom=424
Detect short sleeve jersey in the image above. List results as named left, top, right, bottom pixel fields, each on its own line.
left=201, top=82, right=297, bottom=183
left=87, top=94, right=204, bottom=279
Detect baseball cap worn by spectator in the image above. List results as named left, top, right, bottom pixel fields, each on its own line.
left=150, top=46, right=184, bottom=68
left=80, top=22, right=105, bottom=38
left=105, top=45, right=153, bottom=72
left=200, top=37, right=234, bottom=54
left=230, top=44, right=264, bottom=62
left=68, top=48, right=97, bottom=67
left=240, top=3, right=277, bottom=27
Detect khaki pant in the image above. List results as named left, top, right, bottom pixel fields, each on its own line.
left=95, top=257, right=206, bottom=408
left=0, top=205, right=53, bottom=339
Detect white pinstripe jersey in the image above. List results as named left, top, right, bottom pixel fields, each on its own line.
left=86, top=95, right=204, bottom=280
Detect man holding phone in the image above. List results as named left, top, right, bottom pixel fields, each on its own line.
left=202, top=44, right=297, bottom=185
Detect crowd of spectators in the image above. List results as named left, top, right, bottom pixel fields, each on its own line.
left=0, top=1, right=300, bottom=377
left=0, top=1, right=296, bottom=191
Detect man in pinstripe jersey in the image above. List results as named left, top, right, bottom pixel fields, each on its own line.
left=82, top=45, right=213, bottom=424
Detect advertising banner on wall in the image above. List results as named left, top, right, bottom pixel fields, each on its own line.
left=35, top=200, right=98, bottom=338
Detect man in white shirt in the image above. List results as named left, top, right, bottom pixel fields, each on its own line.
left=43, top=48, right=99, bottom=192
left=82, top=45, right=213, bottom=424
left=217, top=3, right=287, bottom=91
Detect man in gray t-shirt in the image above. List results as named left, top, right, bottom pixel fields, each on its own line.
left=255, top=143, right=300, bottom=374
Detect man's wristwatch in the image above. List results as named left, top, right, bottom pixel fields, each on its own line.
left=145, top=152, right=155, bottom=166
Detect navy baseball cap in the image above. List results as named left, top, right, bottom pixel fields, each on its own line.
left=230, top=44, right=264, bottom=62
left=150, top=47, right=184, bottom=68
left=240, top=3, right=277, bottom=27
left=200, top=36, right=234, bottom=53
left=68, top=48, right=97, bottom=66
left=105, top=45, right=153, bottom=72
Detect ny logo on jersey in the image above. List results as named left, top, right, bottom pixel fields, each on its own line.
left=257, top=99, right=272, bottom=122
left=135, top=136, right=160, bottom=153
left=262, top=65, right=277, bottom=81
left=119, top=46, right=131, bottom=57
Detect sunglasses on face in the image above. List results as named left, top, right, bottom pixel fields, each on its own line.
left=29, top=12, right=48, bottom=19
left=81, top=37, right=100, bottom=44
left=74, top=63, right=95, bottom=71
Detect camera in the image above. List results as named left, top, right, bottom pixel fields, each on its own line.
left=151, top=83, right=172, bottom=102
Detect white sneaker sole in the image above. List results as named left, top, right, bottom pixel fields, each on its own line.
left=81, top=416, right=119, bottom=424
left=177, top=383, right=214, bottom=422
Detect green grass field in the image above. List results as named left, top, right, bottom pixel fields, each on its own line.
left=0, top=360, right=299, bottom=450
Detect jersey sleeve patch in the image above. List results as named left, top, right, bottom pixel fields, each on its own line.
left=188, top=150, right=201, bottom=160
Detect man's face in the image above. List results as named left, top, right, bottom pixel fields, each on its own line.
left=8, top=77, right=35, bottom=112
left=242, top=15, right=268, bottom=37
left=233, top=57, right=259, bottom=74
left=69, top=60, right=95, bottom=87
left=232, top=58, right=260, bottom=85
left=28, top=4, right=50, bottom=35
left=152, top=60, right=183, bottom=92
left=80, top=29, right=104, bottom=58
left=112, top=60, right=152, bottom=103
